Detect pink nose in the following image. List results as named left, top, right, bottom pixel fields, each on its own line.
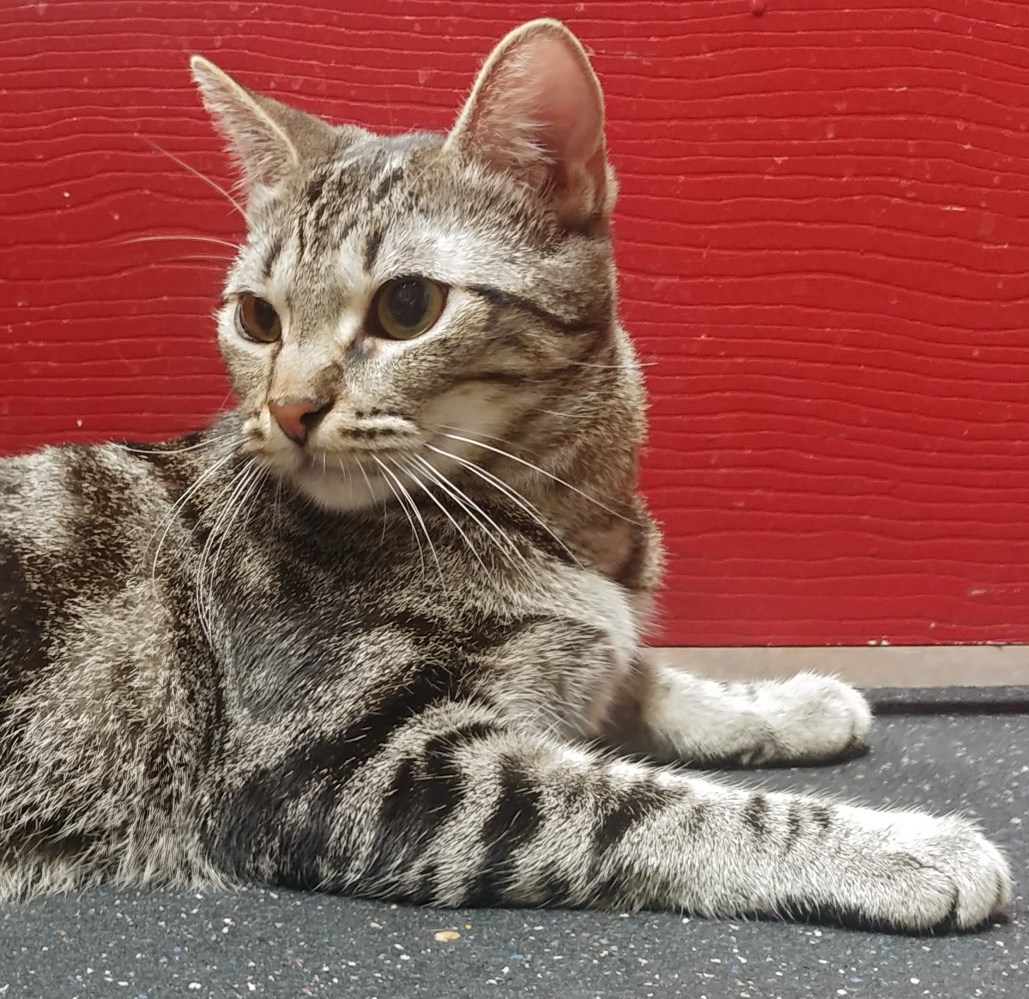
left=268, top=398, right=329, bottom=445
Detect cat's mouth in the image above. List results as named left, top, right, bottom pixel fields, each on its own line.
left=241, top=410, right=440, bottom=511
left=246, top=404, right=501, bottom=514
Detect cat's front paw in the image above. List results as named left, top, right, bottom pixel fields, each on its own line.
left=840, top=810, right=1013, bottom=932
left=747, top=672, right=872, bottom=765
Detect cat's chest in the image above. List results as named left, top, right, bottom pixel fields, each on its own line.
left=213, top=520, right=639, bottom=732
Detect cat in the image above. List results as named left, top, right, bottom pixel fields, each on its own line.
left=0, top=18, right=1011, bottom=933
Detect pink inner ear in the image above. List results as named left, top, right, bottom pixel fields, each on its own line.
left=521, top=35, right=604, bottom=170
left=459, top=27, right=608, bottom=222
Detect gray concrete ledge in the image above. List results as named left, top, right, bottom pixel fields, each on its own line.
left=655, top=644, right=1029, bottom=688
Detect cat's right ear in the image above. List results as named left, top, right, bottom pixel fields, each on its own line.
left=446, top=19, right=612, bottom=229
left=190, top=56, right=336, bottom=197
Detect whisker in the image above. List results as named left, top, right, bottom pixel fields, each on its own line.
left=120, top=433, right=234, bottom=457
left=437, top=428, right=637, bottom=524
left=424, top=442, right=582, bottom=568
left=409, top=453, right=541, bottom=588
left=196, top=460, right=263, bottom=641
left=212, top=462, right=265, bottom=572
left=122, top=234, right=241, bottom=253
left=148, top=448, right=237, bottom=595
left=353, top=459, right=386, bottom=544
left=371, top=456, right=445, bottom=585
left=272, top=475, right=284, bottom=534
left=192, top=464, right=246, bottom=640
left=563, top=359, right=658, bottom=370
left=142, top=137, right=247, bottom=221
left=369, top=458, right=426, bottom=578
left=388, top=457, right=488, bottom=574
left=153, top=254, right=236, bottom=266
left=197, top=463, right=249, bottom=583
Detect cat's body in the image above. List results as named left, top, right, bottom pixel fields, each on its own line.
left=0, top=20, right=1012, bottom=931
left=0, top=416, right=648, bottom=897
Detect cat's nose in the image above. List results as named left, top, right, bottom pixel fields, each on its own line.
left=268, top=398, right=331, bottom=445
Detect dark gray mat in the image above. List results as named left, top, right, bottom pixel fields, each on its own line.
left=867, top=686, right=1029, bottom=713
left=1, top=714, right=1026, bottom=998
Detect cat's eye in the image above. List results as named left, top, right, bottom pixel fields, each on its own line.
left=371, top=277, right=447, bottom=340
left=236, top=293, right=282, bottom=343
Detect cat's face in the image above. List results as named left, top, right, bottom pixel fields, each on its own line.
left=194, top=20, right=637, bottom=512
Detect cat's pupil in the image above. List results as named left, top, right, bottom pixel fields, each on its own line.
left=254, top=297, right=277, bottom=332
left=387, top=280, right=428, bottom=328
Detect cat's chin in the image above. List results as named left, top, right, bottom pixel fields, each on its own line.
left=288, top=462, right=396, bottom=513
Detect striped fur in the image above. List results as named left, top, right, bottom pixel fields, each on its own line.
left=0, top=20, right=1011, bottom=931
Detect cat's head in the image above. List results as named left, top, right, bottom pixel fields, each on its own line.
left=192, top=19, right=643, bottom=513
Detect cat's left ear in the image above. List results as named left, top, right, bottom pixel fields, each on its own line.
left=190, top=56, right=337, bottom=199
left=446, top=19, right=612, bottom=228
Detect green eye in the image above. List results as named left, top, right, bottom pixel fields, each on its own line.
left=236, top=293, right=282, bottom=343
left=372, top=277, right=447, bottom=340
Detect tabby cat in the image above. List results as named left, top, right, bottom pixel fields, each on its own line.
left=0, top=20, right=1011, bottom=932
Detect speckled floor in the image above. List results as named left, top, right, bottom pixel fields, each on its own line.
left=1, top=713, right=1026, bottom=999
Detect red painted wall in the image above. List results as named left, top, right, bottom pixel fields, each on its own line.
left=3, top=1, right=1029, bottom=646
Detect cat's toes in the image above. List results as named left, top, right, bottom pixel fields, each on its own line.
left=787, top=809, right=1014, bottom=933
left=751, top=672, right=872, bottom=765
left=852, top=811, right=1013, bottom=932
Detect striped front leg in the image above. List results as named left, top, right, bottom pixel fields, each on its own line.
left=210, top=698, right=1010, bottom=932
